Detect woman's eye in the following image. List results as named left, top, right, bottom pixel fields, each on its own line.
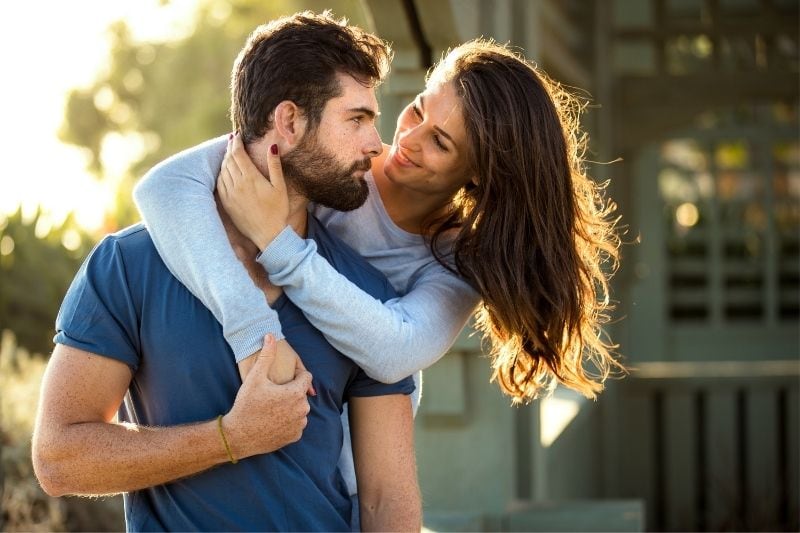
left=433, top=135, right=447, bottom=151
left=411, top=104, right=423, bottom=119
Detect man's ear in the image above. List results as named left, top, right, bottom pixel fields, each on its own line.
left=272, top=101, right=307, bottom=147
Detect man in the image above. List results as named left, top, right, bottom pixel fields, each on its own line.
left=32, top=12, right=420, bottom=531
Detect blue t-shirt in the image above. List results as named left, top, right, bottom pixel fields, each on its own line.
left=54, top=217, right=414, bottom=532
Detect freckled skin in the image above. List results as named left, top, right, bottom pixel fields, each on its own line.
left=32, top=73, right=421, bottom=532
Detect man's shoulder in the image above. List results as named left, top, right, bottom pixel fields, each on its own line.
left=88, top=223, right=165, bottom=280
left=98, top=223, right=154, bottom=253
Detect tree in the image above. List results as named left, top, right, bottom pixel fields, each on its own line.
left=58, top=0, right=368, bottom=230
left=0, top=210, right=92, bottom=355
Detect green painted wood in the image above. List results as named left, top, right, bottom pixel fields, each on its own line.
left=628, top=146, right=668, bottom=362
left=418, top=351, right=467, bottom=420
left=616, top=389, right=657, bottom=532
left=667, top=327, right=799, bottom=361
left=758, top=113, right=779, bottom=326
left=787, top=387, right=799, bottom=530
left=545, top=398, right=603, bottom=500
left=745, top=389, right=781, bottom=530
left=361, top=0, right=419, bottom=69
left=664, top=391, right=698, bottom=531
left=705, top=388, right=742, bottom=530
left=415, top=350, right=517, bottom=514
left=500, top=500, right=644, bottom=532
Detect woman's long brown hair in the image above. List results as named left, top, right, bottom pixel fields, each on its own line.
left=426, top=40, right=623, bottom=402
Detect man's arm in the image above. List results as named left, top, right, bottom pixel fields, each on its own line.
left=350, top=394, right=421, bottom=531
left=32, top=339, right=311, bottom=497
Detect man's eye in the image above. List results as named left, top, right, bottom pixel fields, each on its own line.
left=411, top=104, right=422, bottom=119
left=352, top=117, right=362, bottom=124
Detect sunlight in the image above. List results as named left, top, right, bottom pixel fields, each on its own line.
left=540, top=389, right=584, bottom=448
left=0, top=1, right=197, bottom=232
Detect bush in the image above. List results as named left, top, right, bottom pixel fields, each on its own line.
left=0, top=330, right=124, bottom=532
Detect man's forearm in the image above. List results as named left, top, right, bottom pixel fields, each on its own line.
left=34, top=418, right=230, bottom=497
left=33, top=342, right=311, bottom=498
left=350, top=395, right=421, bottom=532
left=360, top=492, right=422, bottom=532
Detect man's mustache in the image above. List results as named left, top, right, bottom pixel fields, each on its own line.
left=349, top=158, right=372, bottom=174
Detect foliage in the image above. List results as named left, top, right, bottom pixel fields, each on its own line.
left=58, top=0, right=369, bottom=230
left=0, top=210, right=94, bottom=356
left=0, top=331, right=124, bottom=532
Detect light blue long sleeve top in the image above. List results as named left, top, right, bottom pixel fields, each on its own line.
left=133, top=135, right=480, bottom=493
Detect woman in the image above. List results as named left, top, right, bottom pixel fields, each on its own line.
left=134, top=37, right=622, bottom=492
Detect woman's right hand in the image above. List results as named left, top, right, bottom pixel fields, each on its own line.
left=217, top=133, right=290, bottom=251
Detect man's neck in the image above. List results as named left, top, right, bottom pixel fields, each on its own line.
left=285, top=187, right=309, bottom=238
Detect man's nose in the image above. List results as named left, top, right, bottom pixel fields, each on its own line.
left=363, top=125, right=382, bottom=157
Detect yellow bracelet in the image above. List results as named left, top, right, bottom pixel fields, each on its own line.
left=216, top=415, right=238, bottom=464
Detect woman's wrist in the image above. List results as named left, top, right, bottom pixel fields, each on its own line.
left=255, top=226, right=309, bottom=273
left=250, top=222, right=288, bottom=252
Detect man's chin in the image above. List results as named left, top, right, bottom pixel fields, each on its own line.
left=313, top=180, right=369, bottom=212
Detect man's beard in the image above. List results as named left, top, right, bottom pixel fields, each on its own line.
left=281, top=131, right=371, bottom=212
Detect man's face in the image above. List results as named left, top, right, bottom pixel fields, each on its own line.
left=282, top=73, right=382, bottom=211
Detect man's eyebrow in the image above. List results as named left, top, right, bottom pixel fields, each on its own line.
left=348, top=107, right=380, bottom=119
left=419, top=95, right=455, bottom=145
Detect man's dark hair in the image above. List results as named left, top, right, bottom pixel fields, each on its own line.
left=231, top=10, right=392, bottom=143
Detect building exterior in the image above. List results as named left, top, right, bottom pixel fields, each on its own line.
left=345, top=1, right=800, bottom=531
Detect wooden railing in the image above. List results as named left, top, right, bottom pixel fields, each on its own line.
left=614, top=361, right=799, bottom=531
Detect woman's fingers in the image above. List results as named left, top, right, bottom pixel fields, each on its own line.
left=217, top=139, right=234, bottom=197
left=223, top=139, right=244, bottom=188
left=230, top=134, right=277, bottom=189
left=266, top=143, right=286, bottom=192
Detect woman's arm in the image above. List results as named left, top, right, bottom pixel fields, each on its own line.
left=217, top=138, right=480, bottom=382
left=262, top=229, right=479, bottom=382
left=133, top=136, right=283, bottom=362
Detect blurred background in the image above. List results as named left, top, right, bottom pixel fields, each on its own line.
left=0, top=0, right=797, bottom=531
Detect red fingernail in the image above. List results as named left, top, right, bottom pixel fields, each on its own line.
left=270, top=144, right=278, bottom=155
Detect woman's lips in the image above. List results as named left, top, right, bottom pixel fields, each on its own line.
left=392, top=147, right=420, bottom=168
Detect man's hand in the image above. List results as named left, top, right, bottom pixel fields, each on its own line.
left=217, top=133, right=290, bottom=251
left=223, top=335, right=313, bottom=460
left=33, top=338, right=314, bottom=497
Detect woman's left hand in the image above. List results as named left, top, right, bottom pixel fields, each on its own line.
left=217, top=133, right=290, bottom=251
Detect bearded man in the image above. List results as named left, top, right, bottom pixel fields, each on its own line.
left=32, top=12, right=420, bottom=532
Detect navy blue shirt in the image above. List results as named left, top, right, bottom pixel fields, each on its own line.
left=54, top=217, right=414, bottom=532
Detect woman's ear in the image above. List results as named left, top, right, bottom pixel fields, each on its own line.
left=272, top=100, right=307, bottom=147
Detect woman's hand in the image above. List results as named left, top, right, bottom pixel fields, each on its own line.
left=217, top=133, right=290, bottom=251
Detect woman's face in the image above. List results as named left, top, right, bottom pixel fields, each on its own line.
left=383, top=81, right=475, bottom=196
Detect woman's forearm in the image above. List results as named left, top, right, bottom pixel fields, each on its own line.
left=133, top=137, right=283, bottom=361
left=260, top=228, right=480, bottom=382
